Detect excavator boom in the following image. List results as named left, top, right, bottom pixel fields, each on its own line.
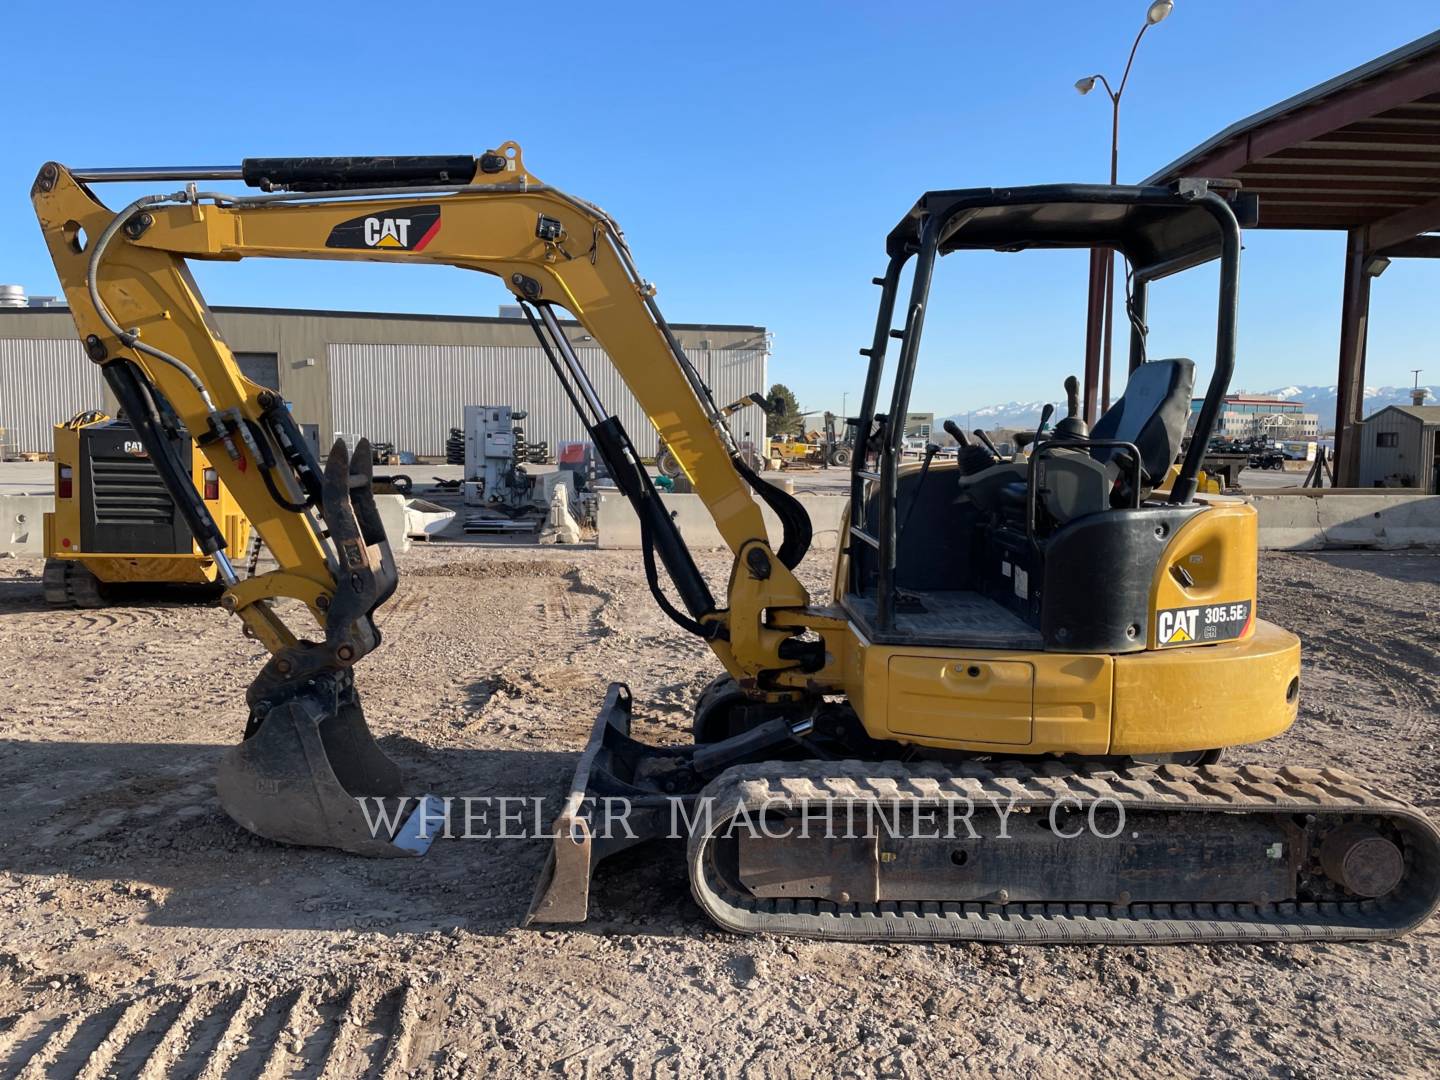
left=33, top=145, right=826, bottom=856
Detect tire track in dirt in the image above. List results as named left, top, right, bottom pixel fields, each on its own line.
left=0, top=979, right=425, bottom=1079
left=0, top=601, right=170, bottom=638
left=9, top=756, right=216, bottom=862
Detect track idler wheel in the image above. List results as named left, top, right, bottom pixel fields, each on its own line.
left=1320, top=824, right=1405, bottom=898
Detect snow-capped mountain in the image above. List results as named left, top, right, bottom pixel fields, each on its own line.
left=1242, top=384, right=1437, bottom=421
left=943, top=384, right=1436, bottom=432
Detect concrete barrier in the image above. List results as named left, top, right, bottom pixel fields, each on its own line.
left=1253, top=491, right=1440, bottom=550
left=0, top=494, right=53, bottom=555
left=597, top=490, right=847, bottom=551
left=2, top=492, right=415, bottom=558
left=599, top=488, right=1440, bottom=554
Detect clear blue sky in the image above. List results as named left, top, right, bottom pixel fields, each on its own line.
left=3, top=2, right=1437, bottom=416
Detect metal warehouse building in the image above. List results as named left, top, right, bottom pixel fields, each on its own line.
left=0, top=303, right=769, bottom=459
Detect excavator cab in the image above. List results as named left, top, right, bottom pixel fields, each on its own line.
left=535, top=178, right=1436, bottom=943
left=842, top=181, right=1258, bottom=664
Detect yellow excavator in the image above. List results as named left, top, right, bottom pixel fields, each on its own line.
left=32, top=146, right=1440, bottom=943
left=44, top=409, right=250, bottom=606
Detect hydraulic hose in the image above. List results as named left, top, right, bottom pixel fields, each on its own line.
left=86, top=193, right=221, bottom=414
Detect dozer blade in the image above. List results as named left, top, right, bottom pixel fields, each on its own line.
left=527, top=683, right=690, bottom=923
left=216, top=438, right=438, bottom=858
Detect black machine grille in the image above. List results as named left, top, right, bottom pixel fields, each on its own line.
left=90, top=457, right=176, bottom=526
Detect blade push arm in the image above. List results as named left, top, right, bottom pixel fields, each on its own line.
left=31, top=143, right=825, bottom=690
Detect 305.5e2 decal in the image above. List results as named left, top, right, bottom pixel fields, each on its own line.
left=326, top=206, right=441, bottom=251
left=1155, top=600, right=1252, bottom=647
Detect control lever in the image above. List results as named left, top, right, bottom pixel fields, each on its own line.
left=973, top=429, right=1001, bottom=458
left=899, top=442, right=941, bottom=538
left=1031, top=402, right=1055, bottom=452
left=1053, top=376, right=1089, bottom=440
left=956, top=423, right=999, bottom=477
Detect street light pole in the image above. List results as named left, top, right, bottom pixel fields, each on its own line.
left=1076, top=0, right=1174, bottom=420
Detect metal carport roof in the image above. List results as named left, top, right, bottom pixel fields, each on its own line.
left=1145, top=30, right=1440, bottom=246
left=1143, top=30, right=1440, bottom=483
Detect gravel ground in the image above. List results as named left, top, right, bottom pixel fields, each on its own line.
left=0, top=543, right=1436, bottom=1078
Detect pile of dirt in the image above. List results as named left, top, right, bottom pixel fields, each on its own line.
left=406, top=559, right=580, bottom=581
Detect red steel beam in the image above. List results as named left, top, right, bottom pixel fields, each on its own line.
left=1185, top=51, right=1440, bottom=178
left=1333, top=227, right=1373, bottom=486
left=1376, top=233, right=1440, bottom=257
left=1366, top=192, right=1440, bottom=250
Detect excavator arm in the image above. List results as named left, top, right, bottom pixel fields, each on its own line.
left=31, top=144, right=834, bottom=856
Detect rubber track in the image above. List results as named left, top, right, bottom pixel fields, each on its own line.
left=687, top=760, right=1440, bottom=943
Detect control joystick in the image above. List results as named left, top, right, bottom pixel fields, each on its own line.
left=1052, top=375, right=1089, bottom=440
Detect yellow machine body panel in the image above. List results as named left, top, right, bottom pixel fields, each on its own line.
left=825, top=495, right=1298, bottom=756
left=1148, top=494, right=1256, bottom=645
left=45, top=417, right=251, bottom=585
left=859, top=644, right=1114, bottom=755
left=845, top=624, right=1295, bottom=758
left=1111, top=619, right=1299, bottom=755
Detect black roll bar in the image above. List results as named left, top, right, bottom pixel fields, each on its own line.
left=845, top=181, right=1245, bottom=634
left=847, top=251, right=909, bottom=601
left=1169, top=191, right=1241, bottom=504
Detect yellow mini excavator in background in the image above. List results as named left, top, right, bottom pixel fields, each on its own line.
left=44, top=410, right=250, bottom=606
left=32, top=146, right=1440, bottom=943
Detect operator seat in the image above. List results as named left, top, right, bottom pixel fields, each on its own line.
left=959, top=358, right=1195, bottom=524
left=1090, top=357, right=1195, bottom=502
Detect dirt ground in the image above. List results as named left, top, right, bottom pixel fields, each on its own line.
left=0, top=542, right=1436, bottom=1079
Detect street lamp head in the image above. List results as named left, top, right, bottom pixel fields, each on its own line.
left=1075, top=75, right=1098, bottom=95
left=1146, top=0, right=1173, bottom=25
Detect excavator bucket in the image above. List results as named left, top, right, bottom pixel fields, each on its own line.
left=216, top=681, right=441, bottom=856
left=216, top=439, right=440, bottom=857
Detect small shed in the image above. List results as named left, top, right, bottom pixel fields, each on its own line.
left=1359, top=405, right=1440, bottom=492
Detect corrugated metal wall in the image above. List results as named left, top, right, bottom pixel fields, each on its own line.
left=1359, top=409, right=1422, bottom=487
left=327, top=343, right=767, bottom=458
left=0, top=338, right=105, bottom=454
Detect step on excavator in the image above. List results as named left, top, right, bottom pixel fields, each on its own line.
left=33, top=146, right=1440, bottom=943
